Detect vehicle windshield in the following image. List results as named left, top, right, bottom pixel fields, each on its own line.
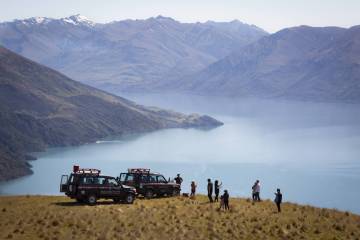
left=119, top=173, right=126, bottom=182
left=157, top=175, right=167, bottom=183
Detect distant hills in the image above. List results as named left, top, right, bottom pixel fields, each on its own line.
left=0, top=15, right=359, bottom=102
left=179, top=25, right=360, bottom=102
left=0, top=46, right=222, bottom=181
left=0, top=15, right=267, bottom=92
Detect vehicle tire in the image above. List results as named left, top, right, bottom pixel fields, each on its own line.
left=87, top=195, right=97, bottom=205
left=125, top=194, right=135, bottom=204
left=172, top=188, right=180, bottom=197
left=145, top=190, right=153, bottom=199
left=113, top=198, right=120, bottom=203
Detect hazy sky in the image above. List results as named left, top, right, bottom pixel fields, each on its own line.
left=0, top=0, right=359, bottom=32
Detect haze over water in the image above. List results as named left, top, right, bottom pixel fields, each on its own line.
left=1, top=94, right=360, bottom=213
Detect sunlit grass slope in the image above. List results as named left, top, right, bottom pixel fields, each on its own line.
left=0, top=195, right=359, bottom=240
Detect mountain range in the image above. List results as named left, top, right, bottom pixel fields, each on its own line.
left=179, top=25, right=360, bottom=102
left=0, top=15, right=267, bottom=92
left=0, top=46, right=222, bottom=181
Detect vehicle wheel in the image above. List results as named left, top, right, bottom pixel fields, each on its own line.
left=145, top=190, right=153, bottom=199
left=172, top=189, right=180, bottom=197
left=113, top=198, right=120, bottom=203
left=125, top=194, right=135, bottom=204
left=87, top=195, right=97, bottom=205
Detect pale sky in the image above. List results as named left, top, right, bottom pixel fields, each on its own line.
left=0, top=0, right=359, bottom=33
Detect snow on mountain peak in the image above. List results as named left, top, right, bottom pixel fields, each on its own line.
left=61, top=14, right=95, bottom=26
left=16, top=17, right=51, bottom=25
left=33, top=17, right=46, bottom=24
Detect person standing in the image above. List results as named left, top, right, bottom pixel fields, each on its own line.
left=207, top=178, right=213, bottom=203
left=274, top=188, right=282, bottom=212
left=214, top=180, right=222, bottom=202
left=253, top=180, right=261, bottom=201
left=174, top=174, right=183, bottom=186
left=251, top=181, right=256, bottom=201
left=190, top=181, right=197, bottom=197
left=223, top=190, right=230, bottom=210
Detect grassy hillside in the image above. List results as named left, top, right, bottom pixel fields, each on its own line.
left=0, top=46, right=222, bottom=181
left=0, top=195, right=359, bottom=240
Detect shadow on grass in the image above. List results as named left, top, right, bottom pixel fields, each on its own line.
left=53, top=201, right=127, bottom=207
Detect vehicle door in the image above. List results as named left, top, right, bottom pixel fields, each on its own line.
left=60, top=175, right=68, bottom=192
left=119, top=173, right=127, bottom=185
left=156, top=175, right=169, bottom=195
left=124, top=174, right=136, bottom=187
left=108, top=178, right=124, bottom=198
left=77, top=176, right=96, bottom=197
left=97, top=177, right=112, bottom=197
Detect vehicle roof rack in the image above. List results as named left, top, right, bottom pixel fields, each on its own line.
left=128, top=168, right=150, bottom=174
left=73, top=165, right=101, bottom=175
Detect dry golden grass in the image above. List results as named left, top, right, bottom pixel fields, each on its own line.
left=0, top=195, right=360, bottom=240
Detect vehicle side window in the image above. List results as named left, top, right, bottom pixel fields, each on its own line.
left=81, top=177, right=94, bottom=184
left=149, top=175, right=157, bottom=183
left=157, top=175, right=167, bottom=183
left=141, top=175, right=149, bottom=182
left=126, top=174, right=134, bottom=182
left=108, top=178, right=118, bottom=186
left=96, top=177, right=108, bottom=185
left=93, top=177, right=100, bottom=184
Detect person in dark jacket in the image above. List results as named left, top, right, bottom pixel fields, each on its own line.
left=207, top=178, right=213, bottom=202
left=252, top=180, right=261, bottom=202
left=174, top=174, right=183, bottom=185
left=223, top=190, right=229, bottom=210
left=214, top=180, right=222, bottom=202
left=274, top=188, right=282, bottom=212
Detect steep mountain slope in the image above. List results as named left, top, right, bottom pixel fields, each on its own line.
left=0, top=46, right=222, bottom=181
left=180, top=26, right=360, bottom=102
left=0, top=15, right=267, bottom=92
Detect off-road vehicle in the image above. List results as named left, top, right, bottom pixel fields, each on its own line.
left=118, top=168, right=180, bottom=199
left=60, top=166, right=136, bottom=205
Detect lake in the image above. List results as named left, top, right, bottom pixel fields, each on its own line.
left=1, top=94, right=360, bottom=213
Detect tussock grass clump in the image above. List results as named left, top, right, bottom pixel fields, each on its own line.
left=0, top=195, right=360, bottom=239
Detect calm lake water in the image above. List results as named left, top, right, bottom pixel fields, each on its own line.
left=1, top=94, right=360, bottom=213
